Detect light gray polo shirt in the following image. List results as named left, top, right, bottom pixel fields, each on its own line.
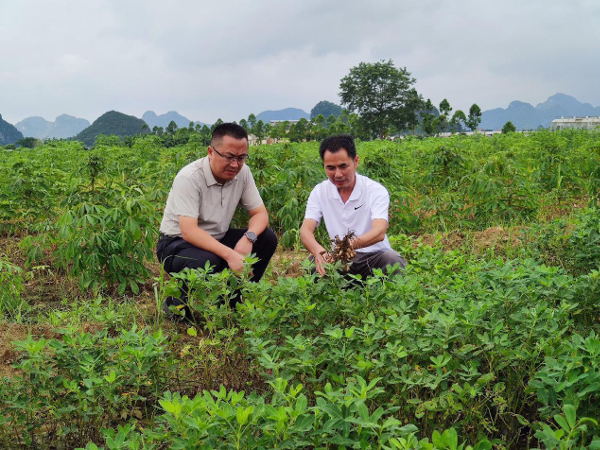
left=159, top=156, right=263, bottom=240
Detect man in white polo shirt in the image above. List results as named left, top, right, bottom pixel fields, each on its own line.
left=300, top=134, right=406, bottom=278
left=157, top=123, right=277, bottom=316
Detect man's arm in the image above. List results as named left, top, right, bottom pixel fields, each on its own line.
left=233, top=204, right=269, bottom=256
left=179, top=216, right=246, bottom=272
left=300, top=218, right=328, bottom=276
left=352, top=219, right=388, bottom=250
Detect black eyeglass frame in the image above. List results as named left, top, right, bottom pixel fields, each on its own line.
left=210, top=146, right=249, bottom=163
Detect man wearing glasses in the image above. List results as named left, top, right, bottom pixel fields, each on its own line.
left=300, top=134, right=406, bottom=278
left=157, top=123, right=277, bottom=317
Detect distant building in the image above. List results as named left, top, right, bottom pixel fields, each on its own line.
left=550, top=116, right=600, bottom=131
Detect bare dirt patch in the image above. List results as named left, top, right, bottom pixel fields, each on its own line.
left=0, top=322, right=60, bottom=379
left=268, top=248, right=310, bottom=279
left=417, top=226, right=529, bottom=256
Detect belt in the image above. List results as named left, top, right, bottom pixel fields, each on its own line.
left=159, top=232, right=180, bottom=240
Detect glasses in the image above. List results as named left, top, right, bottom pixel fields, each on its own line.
left=210, top=146, right=249, bottom=163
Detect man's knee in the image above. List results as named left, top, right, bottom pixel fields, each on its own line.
left=380, top=250, right=407, bottom=274
left=257, top=228, right=278, bottom=254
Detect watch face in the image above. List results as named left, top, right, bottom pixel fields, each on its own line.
left=246, top=231, right=257, bottom=242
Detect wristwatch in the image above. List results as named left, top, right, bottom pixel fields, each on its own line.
left=244, top=231, right=257, bottom=243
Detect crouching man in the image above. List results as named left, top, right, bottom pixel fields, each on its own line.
left=157, top=123, right=277, bottom=317
left=300, top=135, right=406, bottom=278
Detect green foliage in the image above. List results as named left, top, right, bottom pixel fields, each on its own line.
left=75, top=111, right=150, bottom=146
left=87, top=380, right=491, bottom=449
left=340, top=59, right=423, bottom=139
left=529, top=207, right=600, bottom=276
left=467, top=104, right=482, bottom=132
left=16, top=136, right=42, bottom=148
left=0, top=113, right=24, bottom=145
left=23, top=181, right=159, bottom=293
left=311, top=100, right=343, bottom=119
left=0, top=256, right=30, bottom=322
left=502, top=121, right=517, bottom=134
left=533, top=404, right=599, bottom=450
left=2, top=130, right=600, bottom=448
left=1, top=326, right=172, bottom=448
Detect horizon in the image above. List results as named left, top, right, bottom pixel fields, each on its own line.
left=5, top=92, right=600, bottom=126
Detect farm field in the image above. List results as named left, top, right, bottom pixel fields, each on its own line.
left=0, top=130, right=599, bottom=449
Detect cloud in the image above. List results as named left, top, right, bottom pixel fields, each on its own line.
left=1, top=0, right=600, bottom=124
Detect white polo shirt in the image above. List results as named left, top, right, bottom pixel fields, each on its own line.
left=304, top=173, right=392, bottom=253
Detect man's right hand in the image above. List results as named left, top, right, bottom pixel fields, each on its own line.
left=314, top=251, right=327, bottom=276
left=226, top=250, right=246, bottom=273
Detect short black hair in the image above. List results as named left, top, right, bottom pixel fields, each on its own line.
left=211, top=123, right=248, bottom=145
left=319, top=134, right=357, bottom=160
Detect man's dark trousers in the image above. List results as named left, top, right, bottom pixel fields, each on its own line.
left=157, top=227, right=278, bottom=282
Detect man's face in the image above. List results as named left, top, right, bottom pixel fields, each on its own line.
left=323, top=148, right=359, bottom=192
left=208, top=135, right=249, bottom=183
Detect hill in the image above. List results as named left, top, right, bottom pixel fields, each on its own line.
left=15, top=116, right=52, bottom=139
left=0, top=114, right=24, bottom=146
left=16, top=114, right=91, bottom=139
left=481, top=93, right=600, bottom=130
left=142, top=111, right=208, bottom=129
left=256, top=108, right=310, bottom=122
left=49, top=114, right=91, bottom=139
left=74, top=111, right=149, bottom=146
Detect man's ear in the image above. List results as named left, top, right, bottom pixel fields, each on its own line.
left=354, top=155, right=359, bottom=167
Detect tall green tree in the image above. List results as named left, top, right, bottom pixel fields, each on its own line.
left=166, top=120, right=178, bottom=135
left=466, top=104, right=482, bottom=132
left=339, top=59, right=422, bottom=140
left=289, top=118, right=309, bottom=142
left=420, top=99, right=438, bottom=136
left=311, top=100, right=342, bottom=119
left=502, top=121, right=517, bottom=133
left=450, top=110, right=467, bottom=134
left=254, top=120, right=266, bottom=144
left=16, top=137, right=41, bottom=149
left=211, top=119, right=224, bottom=133
left=247, top=114, right=257, bottom=132
left=435, top=99, right=452, bottom=133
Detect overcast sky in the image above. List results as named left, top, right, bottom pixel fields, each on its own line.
left=1, top=0, right=599, bottom=124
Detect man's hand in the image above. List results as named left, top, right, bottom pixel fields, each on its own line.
left=233, top=235, right=253, bottom=256
left=314, top=251, right=327, bottom=276
left=312, top=244, right=330, bottom=276
left=225, top=249, right=246, bottom=273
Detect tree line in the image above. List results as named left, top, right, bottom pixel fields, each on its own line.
left=145, top=59, right=485, bottom=147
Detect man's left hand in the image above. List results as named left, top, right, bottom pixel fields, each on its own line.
left=234, top=236, right=253, bottom=256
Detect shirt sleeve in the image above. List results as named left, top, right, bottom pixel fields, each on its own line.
left=369, top=184, right=390, bottom=222
left=170, top=173, right=201, bottom=218
left=239, top=168, right=264, bottom=211
left=304, top=186, right=323, bottom=225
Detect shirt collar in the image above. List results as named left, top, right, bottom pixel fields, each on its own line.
left=327, top=173, right=363, bottom=202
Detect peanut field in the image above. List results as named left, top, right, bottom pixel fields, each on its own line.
left=0, top=130, right=599, bottom=449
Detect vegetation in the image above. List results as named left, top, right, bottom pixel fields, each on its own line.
left=502, top=121, right=517, bottom=134
left=0, top=113, right=24, bottom=145
left=74, top=111, right=150, bottom=146
left=340, top=60, right=423, bottom=139
left=311, top=100, right=343, bottom=119
left=1, top=129, right=599, bottom=448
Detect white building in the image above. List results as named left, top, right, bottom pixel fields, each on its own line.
left=550, top=116, right=600, bottom=131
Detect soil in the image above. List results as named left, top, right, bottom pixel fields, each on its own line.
left=0, top=323, right=59, bottom=378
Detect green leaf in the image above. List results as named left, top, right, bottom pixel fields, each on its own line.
left=563, top=404, right=577, bottom=430
left=187, top=327, right=197, bottom=337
